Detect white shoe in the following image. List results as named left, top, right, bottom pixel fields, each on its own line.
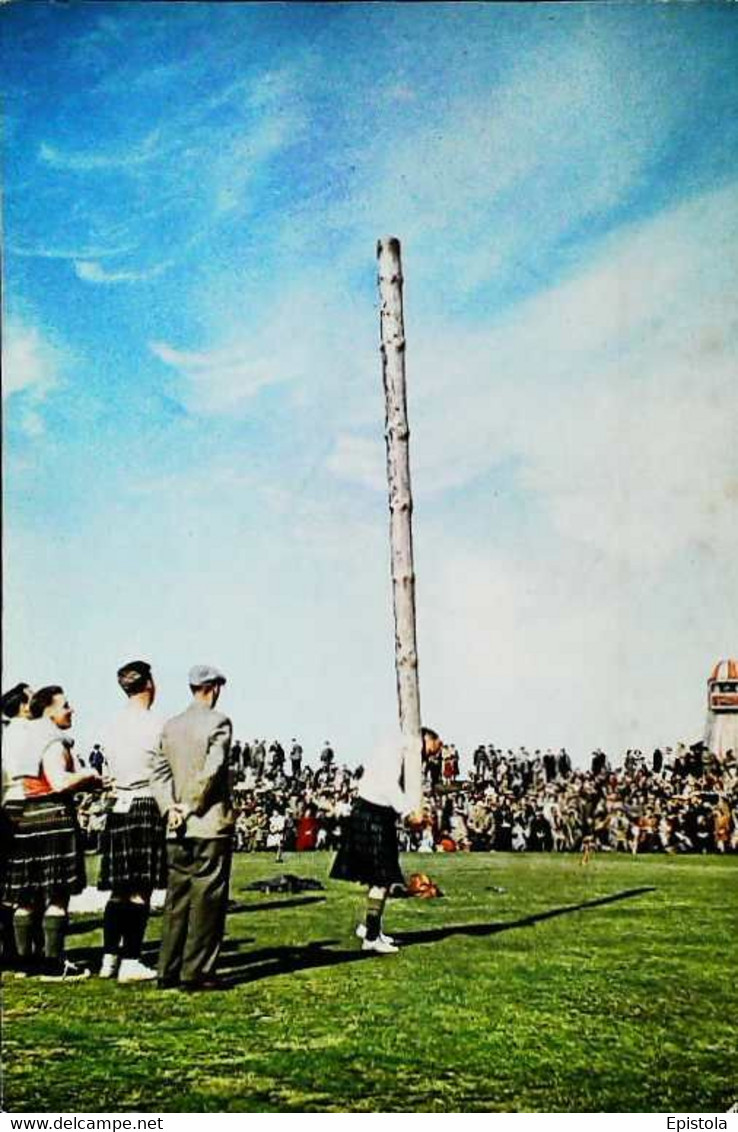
left=99, top=953, right=120, bottom=979
left=361, top=936, right=399, bottom=954
left=356, top=923, right=395, bottom=946
left=117, top=958, right=157, bottom=983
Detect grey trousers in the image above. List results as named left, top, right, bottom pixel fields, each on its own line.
left=158, top=838, right=232, bottom=985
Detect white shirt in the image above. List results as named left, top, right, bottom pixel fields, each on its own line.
left=3, top=717, right=35, bottom=783
left=2, top=717, right=34, bottom=800
left=2, top=717, right=76, bottom=799
left=358, top=736, right=410, bottom=814
left=102, top=702, right=163, bottom=794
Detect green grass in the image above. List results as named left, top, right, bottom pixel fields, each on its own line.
left=3, top=852, right=737, bottom=1113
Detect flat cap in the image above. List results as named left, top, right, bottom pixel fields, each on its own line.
left=188, top=664, right=227, bottom=688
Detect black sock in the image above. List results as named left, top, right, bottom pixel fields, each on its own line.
left=121, top=902, right=149, bottom=960
left=1, top=905, right=19, bottom=963
left=43, top=912, right=67, bottom=963
left=365, top=911, right=382, bottom=941
left=365, top=893, right=385, bottom=942
left=13, top=909, right=33, bottom=962
left=103, top=900, right=125, bottom=954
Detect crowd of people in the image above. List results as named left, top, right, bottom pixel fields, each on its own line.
left=412, top=742, right=737, bottom=856
left=18, top=721, right=738, bottom=868
left=147, top=735, right=736, bottom=859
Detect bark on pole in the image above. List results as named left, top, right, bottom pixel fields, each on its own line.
left=377, top=236, right=423, bottom=812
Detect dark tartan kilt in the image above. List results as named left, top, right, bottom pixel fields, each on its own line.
left=1, top=805, right=14, bottom=868
left=330, top=798, right=404, bottom=888
left=2, top=797, right=86, bottom=904
left=98, top=796, right=167, bottom=894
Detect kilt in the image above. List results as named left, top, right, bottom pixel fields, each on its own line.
left=2, top=797, right=86, bottom=904
left=330, top=798, right=404, bottom=888
left=98, top=796, right=167, bottom=894
left=1, top=805, right=15, bottom=903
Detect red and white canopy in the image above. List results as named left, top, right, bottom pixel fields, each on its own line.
left=708, top=659, right=738, bottom=683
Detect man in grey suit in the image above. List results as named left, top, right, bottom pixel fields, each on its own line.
left=151, top=665, right=233, bottom=991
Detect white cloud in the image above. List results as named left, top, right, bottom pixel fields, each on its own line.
left=209, top=68, right=308, bottom=216
left=75, top=259, right=170, bottom=284
left=150, top=338, right=291, bottom=412
left=2, top=318, right=60, bottom=400
left=151, top=280, right=375, bottom=418
left=2, top=318, right=65, bottom=438
left=39, top=132, right=162, bottom=171
left=212, top=110, right=303, bottom=215
left=11, top=241, right=137, bottom=261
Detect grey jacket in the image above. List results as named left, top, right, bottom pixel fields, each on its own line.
left=151, top=701, right=234, bottom=839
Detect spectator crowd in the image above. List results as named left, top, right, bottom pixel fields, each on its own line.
left=80, top=735, right=736, bottom=858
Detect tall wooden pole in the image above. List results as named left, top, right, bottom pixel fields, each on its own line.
left=377, top=236, right=422, bottom=811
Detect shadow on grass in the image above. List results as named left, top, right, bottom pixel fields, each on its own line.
left=226, top=895, right=326, bottom=915
left=212, top=885, right=657, bottom=989
left=64, top=897, right=325, bottom=969
left=392, top=885, right=657, bottom=945
left=65, top=894, right=325, bottom=940
left=67, top=886, right=654, bottom=985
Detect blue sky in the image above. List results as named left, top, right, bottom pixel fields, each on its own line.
left=3, top=2, right=738, bottom=765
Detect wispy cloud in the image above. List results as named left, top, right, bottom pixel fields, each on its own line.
left=150, top=339, right=289, bottom=412
left=10, top=240, right=138, bottom=261
left=2, top=318, right=60, bottom=400
left=316, top=19, right=722, bottom=308
left=150, top=279, right=373, bottom=417
left=33, top=62, right=308, bottom=287
left=74, top=259, right=172, bottom=284
left=212, top=106, right=305, bottom=215
left=39, top=132, right=162, bottom=171
left=2, top=317, right=65, bottom=438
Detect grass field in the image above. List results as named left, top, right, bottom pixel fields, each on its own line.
left=2, top=852, right=737, bottom=1113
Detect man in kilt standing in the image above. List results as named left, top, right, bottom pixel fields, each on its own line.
left=331, top=729, right=440, bottom=954
left=2, top=686, right=102, bottom=979
left=2, top=682, right=34, bottom=968
left=97, top=660, right=167, bottom=983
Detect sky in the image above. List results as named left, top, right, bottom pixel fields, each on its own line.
left=2, top=1, right=737, bottom=768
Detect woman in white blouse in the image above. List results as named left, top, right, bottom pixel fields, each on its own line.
left=3, top=686, right=102, bottom=980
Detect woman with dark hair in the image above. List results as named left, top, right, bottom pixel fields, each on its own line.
left=2, top=686, right=102, bottom=979
left=1, top=682, right=33, bottom=968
